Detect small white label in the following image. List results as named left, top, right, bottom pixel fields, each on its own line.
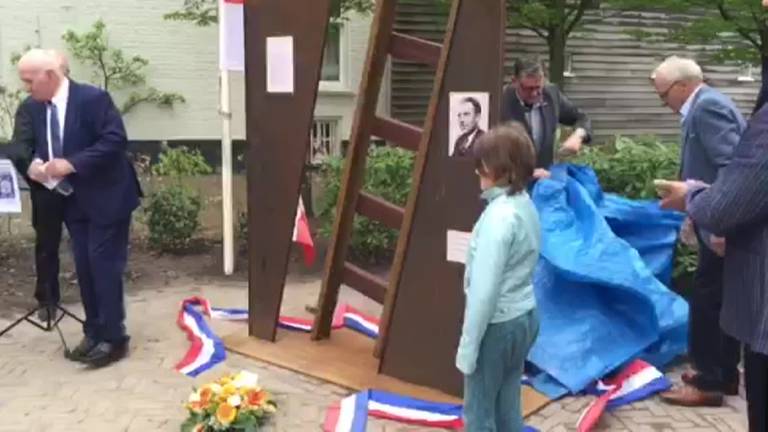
left=446, top=230, right=472, bottom=264
left=266, top=36, right=294, bottom=94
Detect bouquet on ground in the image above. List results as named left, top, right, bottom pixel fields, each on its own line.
left=182, top=370, right=278, bottom=432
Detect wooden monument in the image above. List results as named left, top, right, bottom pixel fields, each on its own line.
left=225, top=0, right=550, bottom=416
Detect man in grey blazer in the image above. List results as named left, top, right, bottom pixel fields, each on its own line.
left=656, top=101, right=768, bottom=432
left=651, top=56, right=746, bottom=407
left=500, top=58, right=592, bottom=178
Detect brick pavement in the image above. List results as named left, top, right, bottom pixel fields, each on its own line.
left=0, top=279, right=749, bottom=431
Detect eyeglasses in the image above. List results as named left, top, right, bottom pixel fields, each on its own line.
left=658, top=80, right=681, bottom=101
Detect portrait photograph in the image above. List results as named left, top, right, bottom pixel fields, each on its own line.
left=449, top=92, right=489, bottom=157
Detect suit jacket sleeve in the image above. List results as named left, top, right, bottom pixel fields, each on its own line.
left=500, top=85, right=517, bottom=124
left=7, top=99, right=35, bottom=177
left=554, top=87, right=592, bottom=143
left=67, top=91, right=128, bottom=177
left=688, top=116, right=768, bottom=235
left=691, top=98, right=739, bottom=178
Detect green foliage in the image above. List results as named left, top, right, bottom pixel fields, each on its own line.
left=572, top=135, right=680, bottom=199
left=571, top=134, right=698, bottom=289
left=152, top=146, right=213, bottom=177
left=146, top=184, right=203, bottom=253
left=608, top=0, right=768, bottom=64
left=164, top=0, right=375, bottom=25
left=318, top=146, right=414, bottom=262
left=145, top=146, right=213, bottom=253
left=62, top=20, right=186, bottom=114
left=0, top=84, right=23, bottom=141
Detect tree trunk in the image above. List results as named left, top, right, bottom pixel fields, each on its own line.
left=548, top=28, right=567, bottom=87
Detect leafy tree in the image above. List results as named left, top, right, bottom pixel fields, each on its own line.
left=163, top=0, right=375, bottom=26
left=508, top=0, right=600, bottom=85
left=607, top=0, right=768, bottom=67
left=62, top=20, right=186, bottom=114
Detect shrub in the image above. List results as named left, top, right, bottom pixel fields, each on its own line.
left=145, top=145, right=213, bottom=253
left=571, top=135, right=697, bottom=290
left=318, top=145, right=414, bottom=263
left=145, top=184, right=202, bottom=252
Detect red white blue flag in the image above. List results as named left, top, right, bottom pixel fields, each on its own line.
left=576, top=359, right=672, bottom=432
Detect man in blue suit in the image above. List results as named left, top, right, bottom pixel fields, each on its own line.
left=17, top=49, right=141, bottom=367
left=651, top=56, right=746, bottom=406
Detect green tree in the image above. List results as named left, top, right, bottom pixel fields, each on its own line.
left=164, top=0, right=375, bottom=26
left=607, top=0, right=768, bottom=67
left=62, top=20, right=186, bottom=115
left=508, top=0, right=600, bottom=85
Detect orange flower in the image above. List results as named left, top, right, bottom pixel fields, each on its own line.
left=199, top=387, right=214, bottom=407
left=187, top=401, right=203, bottom=413
left=245, top=389, right=267, bottom=407
left=193, top=425, right=205, bottom=432
left=216, top=403, right=237, bottom=425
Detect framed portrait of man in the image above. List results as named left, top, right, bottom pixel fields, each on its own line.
left=449, top=92, right=489, bottom=157
left=0, top=159, right=21, bottom=213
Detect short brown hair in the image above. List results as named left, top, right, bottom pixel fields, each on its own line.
left=473, top=122, right=535, bottom=194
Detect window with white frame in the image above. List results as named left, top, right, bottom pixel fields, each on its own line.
left=321, top=23, right=342, bottom=83
left=308, top=118, right=341, bottom=165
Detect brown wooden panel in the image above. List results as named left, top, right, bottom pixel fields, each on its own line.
left=342, top=262, right=387, bottom=304
left=244, top=0, right=332, bottom=340
left=312, top=0, right=399, bottom=340
left=356, top=191, right=404, bottom=230
left=380, top=0, right=505, bottom=397
left=389, top=32, right=442, bottom=67
left=371, top=116, right=422, bottom=151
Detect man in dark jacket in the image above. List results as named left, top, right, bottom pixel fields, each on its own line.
left=5, top=52, right=71, bottom=322
left=500, top=57, right=592, bottom=178
left=656, top=101, right=768, bottom=432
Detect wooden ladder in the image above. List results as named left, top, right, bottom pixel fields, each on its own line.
left=311, top=0, right=451, bottom=342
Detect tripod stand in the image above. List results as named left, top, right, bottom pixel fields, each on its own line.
left=0, top=303, right=84, bottom=352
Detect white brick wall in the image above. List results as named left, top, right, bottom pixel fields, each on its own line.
left=0, top=0, right=387, bottom=142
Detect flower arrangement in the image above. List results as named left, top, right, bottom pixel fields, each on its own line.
left=182, top=371, right=277, bottom=432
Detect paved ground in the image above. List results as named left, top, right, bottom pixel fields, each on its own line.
left=0, top=277, right=749, bottom=432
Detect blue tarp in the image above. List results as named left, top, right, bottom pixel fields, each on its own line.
left=526, top=164, right=689, bottom=399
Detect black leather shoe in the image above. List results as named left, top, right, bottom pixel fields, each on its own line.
left=65, top=336, right=99, bottom=362
left=82, top=339, right=129, bottom=368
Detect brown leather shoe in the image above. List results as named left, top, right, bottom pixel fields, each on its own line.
left=659, top=385, right=724, bottom=407
left=681, top=371, right=739, bottom=396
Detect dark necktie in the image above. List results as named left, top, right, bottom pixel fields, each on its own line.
left=48, top=102, right=72, bottom=195
left=48, top=102, right=63, bottom=158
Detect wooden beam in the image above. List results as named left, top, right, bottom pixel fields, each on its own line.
left=244, top=0, right=332, bottom=341
left=389, top=32, right=442, bottom=67
left=371, top=116, right=422, bottom=151
left=356, top=192, right=404, bottom=230
left=342, top=262, right=387, bottom=304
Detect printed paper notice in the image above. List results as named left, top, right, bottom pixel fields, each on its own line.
left=266, top=36, right=294, bottom=94
left=446, top=230, right=472, bottom=264
left=0, top=159, right=22, bottom=214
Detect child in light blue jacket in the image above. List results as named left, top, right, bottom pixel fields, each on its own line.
left=456, top=123, right=541, bottom=432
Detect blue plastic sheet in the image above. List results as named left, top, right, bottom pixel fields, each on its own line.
left=526, top=164, right=689, bottom=399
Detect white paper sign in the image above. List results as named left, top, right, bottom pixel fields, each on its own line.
left=266, top=36, right=295, bottom=94
left=446, top=230, right=472, bottom=264
left=0, top=159, right=22, bottom=214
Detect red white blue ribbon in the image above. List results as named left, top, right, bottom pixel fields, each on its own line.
left=323, top=390, right=539, bottom=432
left=576, top=359, right=672, bottom=432
left=175, top=297, right=380, bottom=377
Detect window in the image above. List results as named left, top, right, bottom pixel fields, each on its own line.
left=321, top=23, right=342, bottom=83
left=308, top=119, right=341, bottom=165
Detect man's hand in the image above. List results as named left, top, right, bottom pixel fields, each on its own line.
left=710, top=235, right=726, bottom=257
left=43, top=158, right=75, bottom=178
left=654, top=179, right=688, bottom=211
left=27, top=159, right=48, bottom=184
left=533, top=168, right=551, bottom=179
left=559, top=132, right=584, bottom=156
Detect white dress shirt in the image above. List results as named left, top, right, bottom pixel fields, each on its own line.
left=45, top=78, right=70, bottom=161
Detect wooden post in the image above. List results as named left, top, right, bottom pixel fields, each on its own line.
left=244, top=0, right=332, bottom=341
